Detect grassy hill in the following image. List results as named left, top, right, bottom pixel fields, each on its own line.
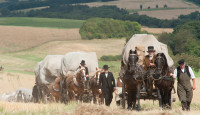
left=0, top=17, right=84, bottom=29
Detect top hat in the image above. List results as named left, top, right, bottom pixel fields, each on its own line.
left=103, top=65, right=110, bottom=69
left=80, top=60, right=86, bottom=65
left=147, top=46, right=155, bottom=52
left=178, top=59, right=185, bottom=65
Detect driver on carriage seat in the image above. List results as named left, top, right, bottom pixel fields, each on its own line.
left=142, top=46, right=157, bottom=93
left=78, top=60, right=90, bottom=89
left=143, top=46, right=156, bottom=70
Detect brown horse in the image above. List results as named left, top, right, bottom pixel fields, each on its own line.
left=49, top=77, right=62, bottom=102
left=123, top=50, right=145, bottom=110
left=153, top=53, right=174, bottom=109
left=90, top=68, right=104, bottom=104
left=65, top=67, right=86, bottom=102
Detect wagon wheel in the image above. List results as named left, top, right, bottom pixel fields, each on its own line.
left=122, top=82, right=126, bottom=109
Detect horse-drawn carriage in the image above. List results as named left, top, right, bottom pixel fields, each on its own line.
left=120, top=34, right=175, bottom=110
left=33, top=52, right=99, bottom=103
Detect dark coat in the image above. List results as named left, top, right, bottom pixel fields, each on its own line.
left=98, top=72, right=115, bottom=93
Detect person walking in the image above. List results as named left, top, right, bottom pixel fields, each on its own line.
left=172, top=59, right=196, bottom=111
left=99, top=65, right=115, bottom=106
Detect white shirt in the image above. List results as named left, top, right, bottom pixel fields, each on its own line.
left=105, top=73, right=108, bottom=78
left=174, top=66, right=195, bottom=79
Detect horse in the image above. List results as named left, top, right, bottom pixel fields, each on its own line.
left=153, top=53, right=174, bottom=109
left=123, top=50, right=145, bottom=110
left=32, top=84, right=43, bottom=103
left=65, top=67, right=86, bottom=102
left=32, top=84, right=51, bottom=103
left=90, top=68, right=104, bottom=104
left=49, top=77, right=62, bottom=102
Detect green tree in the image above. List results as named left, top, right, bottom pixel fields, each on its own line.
left=79, top=18, right=141, bottom=40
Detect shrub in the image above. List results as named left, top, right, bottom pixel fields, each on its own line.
left=80, top=18, right=141, bottom=39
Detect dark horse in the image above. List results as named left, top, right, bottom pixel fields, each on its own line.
left=153, top=53, right=174, bottom=109
left=123, top=50, right=145, bottom=110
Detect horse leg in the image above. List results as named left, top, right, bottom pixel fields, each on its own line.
left=168, top=90, right=172, bottom=109
left=149, top=78, right=153, bottom=97
left=157, top=88, right=162, bottom=107
left=136, top=82, right=141, bottom=111
left=93, top=91, right=97, bottom=104
left=127, top=91, right=133, bottom=110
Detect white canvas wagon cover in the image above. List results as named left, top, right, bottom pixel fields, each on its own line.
left=35, top=55, right=63, bottom=85
left=122, top=34, right=174, bottom=67
left=61, top=52, right=99, bottom=77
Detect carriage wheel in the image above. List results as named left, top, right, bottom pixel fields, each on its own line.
left=122, top=83, right=126, bottom=109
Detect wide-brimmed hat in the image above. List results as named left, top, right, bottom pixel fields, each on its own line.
left=147, top=46, right=155, bottom=52
left=178, top=59, right=185, bottom=65
left=80, top=60, right=86, bottom=65
left=103, top=65, right=110, bottom=69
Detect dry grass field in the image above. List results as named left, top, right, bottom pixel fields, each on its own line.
left=0, top=26, right=81, bottom=53
left=82, top=0, right=198, bottom=10
left=142, top=27, right=173, bottom=34
left=80, top=0, right=200, bottom=19
left=138, top=9, right=200, bottom=19
left=0, top=73, right=199, bottom=114
left=0, top=76, right=200, bottom=114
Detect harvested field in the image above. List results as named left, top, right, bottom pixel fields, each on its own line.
left=80, top=0, right=200, bottom=19
left=0, top=77, right=200, bottom=114
left=81, top=0, right=198, bottom=10
left=142, top=27, right=173, bottom=34
left=0, top=26, right=81, bottom=53
left=138, top=8, right=200, bottom=19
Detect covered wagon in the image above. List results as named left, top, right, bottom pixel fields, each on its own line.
left=120, top=34, right=175, bottom=109
left=34, top=55, right=63, bottom=103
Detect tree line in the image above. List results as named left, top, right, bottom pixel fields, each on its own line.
left=0, top=0, right=116, bottom=11
left=158, top=21, right=200, bottom=71
left=2, top=3, right=200, bottom=28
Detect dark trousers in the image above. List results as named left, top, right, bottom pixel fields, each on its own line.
left=103, top=91, right=113, bottom=106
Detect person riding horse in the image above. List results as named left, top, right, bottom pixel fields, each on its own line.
left=78, top=60, right=90, bottom=89
left=142, top=46, right=156, bottom=94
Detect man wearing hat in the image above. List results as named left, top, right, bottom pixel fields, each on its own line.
left=78, top=60, right=89, bottom=89
left=143, top=46, right=156, bottom=70
left=171, top=59, right=196, bottom=111
left=142, top=46, right=157, bottom=95
left=79, top=60, right=89, bottom=77
left=98, top=65, right=115, bottom=106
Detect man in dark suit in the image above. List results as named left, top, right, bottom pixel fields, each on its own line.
left=99, top=65, right=115, bottom=106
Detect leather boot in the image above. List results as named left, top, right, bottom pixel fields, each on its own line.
left=187, top=101, right=191, bottom=111
left=181, top=101, right=188, bottom=111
